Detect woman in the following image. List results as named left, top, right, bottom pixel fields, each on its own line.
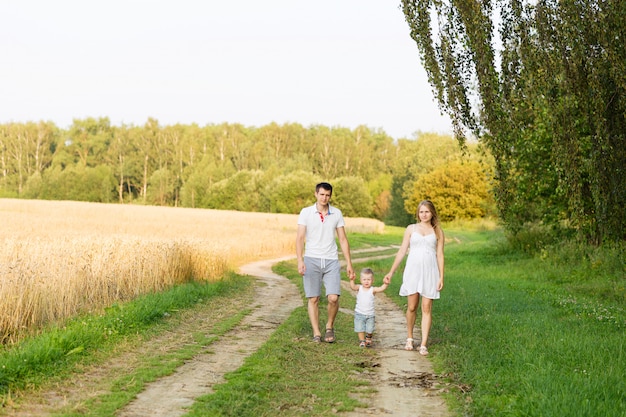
left=384, top=200, right=445, bottom=355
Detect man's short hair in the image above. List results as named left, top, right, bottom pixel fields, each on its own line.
left=316, top=182, right=333, bottom=194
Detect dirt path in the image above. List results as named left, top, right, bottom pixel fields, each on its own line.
left=339, top=284, right=451, bottom=416
left=6, top=251, right=452, bottom=416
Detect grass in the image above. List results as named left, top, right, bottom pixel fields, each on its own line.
left=185, top=307, right=372, bottom=417
left=66, top=307, right=252, bottom=417
left=185, top=259, right=375, bottom=417
left=0, top=272, right=253, bottom=409
left=377, top=226, right=626, bottom=417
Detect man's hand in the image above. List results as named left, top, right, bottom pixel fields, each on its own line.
left=346, top=265, right=355, bottom=281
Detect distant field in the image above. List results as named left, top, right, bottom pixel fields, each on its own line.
left=0, top=199, right=383, bottom=344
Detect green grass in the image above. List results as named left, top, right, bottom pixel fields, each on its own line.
left=185, top=260, right=375, bottom=417
left=374, top=226, right=626, bottom=417
left=0, top=273, right=253, bottom=408
left=60, top=308, right=252, bottom=417
left=185, top=226, right=625, bottom=417
left=347, top=226, right=406, bottom=249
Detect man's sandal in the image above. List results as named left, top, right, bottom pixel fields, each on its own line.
left=324, top=328, right=336, bottom=343
left=365, top=334, right=373, bottom=348
left=404, top=338, right=414, bottom=351
left=359, top=340, right=366, bottom=348
left=312, top=335, right=321, bottom=343
left=419, top=345, right=429, bottom=356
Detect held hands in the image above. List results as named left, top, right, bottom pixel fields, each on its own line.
left=383, top=275, right=391, bottom=285
left=347, top=266, right=356, bottom=281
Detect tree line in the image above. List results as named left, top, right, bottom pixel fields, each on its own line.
left=0, top=118, right=492, bottom=225
left=402, top=0, right=625, bottom=243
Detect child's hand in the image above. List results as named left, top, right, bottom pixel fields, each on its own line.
left=383, top=276, right=390, bottom=285
left=349, top=275, right=355, bottom=281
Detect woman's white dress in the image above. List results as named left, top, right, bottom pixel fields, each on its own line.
left=399, top=225, right=441, bottom=299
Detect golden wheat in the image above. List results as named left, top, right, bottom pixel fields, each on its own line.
left=0, top=198, right=383, bottom=344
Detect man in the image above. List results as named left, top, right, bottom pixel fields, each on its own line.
left=296, top=182, right=355, bottom=343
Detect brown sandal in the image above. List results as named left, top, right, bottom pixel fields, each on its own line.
left=324, top=328, right=335, bottom=343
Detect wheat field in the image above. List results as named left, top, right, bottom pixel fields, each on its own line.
left=0, top=198, right=384, bottom=344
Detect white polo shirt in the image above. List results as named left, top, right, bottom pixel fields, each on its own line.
left=297, top=203, right=346, bottom=260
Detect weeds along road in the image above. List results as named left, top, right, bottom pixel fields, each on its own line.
left=8, top=249, right=451, bottom=417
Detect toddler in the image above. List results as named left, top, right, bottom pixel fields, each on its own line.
left=349, top=268, right=389, bottom=347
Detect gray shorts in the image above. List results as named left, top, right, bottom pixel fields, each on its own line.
left=303, top=257, right=341, bottom=298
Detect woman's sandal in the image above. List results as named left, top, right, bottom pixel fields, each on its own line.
left=404, top=338, right=414, bottom=351
left=419, top=345, right=429, bottom=356
left=312, top=335, right=321, bottom=343
left=324, top=328, right=336, bottom=343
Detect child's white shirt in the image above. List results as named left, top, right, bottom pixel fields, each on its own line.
left=355, top=285, right=375, bottom=315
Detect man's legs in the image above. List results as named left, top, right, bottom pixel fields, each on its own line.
left=308, top=296, right=321, bottom=338
left=303, top=257, right=323, bottom=339
left=322, top=259, right=341, bottom=342
left=325, top=293, right=339, bottom=332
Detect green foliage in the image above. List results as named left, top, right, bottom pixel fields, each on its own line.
left=147, top=168, right=175, bottom=206
left=366, top=173, right=393, bottom=220
left=1, top=118, right=495, bottom=226
left=406, top=160, right=492, bottom=221
left=385, top=173, right=415, bottom=226
left=205, top=170, right=268, bottom=212
left=386, top=134, right=468, bottom=226
left=264, top=170, right=320, bottom=214
left=402, top=0, right=626, bottom=243
left=387, top=134, right=493, bottom=224
left=0, top=121, right=58, bottom=195
left=66, top=117, right=114, bottom=167
left=33, top=165, right=116, bottom=202
left=180, top=157, right=236, bottom=208
left=329, top=176, right=373, bottom=218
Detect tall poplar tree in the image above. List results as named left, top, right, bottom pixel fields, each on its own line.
left=402, top=0, right=626, bottom=243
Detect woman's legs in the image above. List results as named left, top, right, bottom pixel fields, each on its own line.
left=405, top=293, right=420, bottom=339
left=420, top=297, right=433, bottom=347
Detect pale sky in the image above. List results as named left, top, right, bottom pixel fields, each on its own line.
left=0, top=1, right=452, bottom=139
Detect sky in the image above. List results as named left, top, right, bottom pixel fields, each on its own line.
left=0, top=1, right=452, bottom=140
